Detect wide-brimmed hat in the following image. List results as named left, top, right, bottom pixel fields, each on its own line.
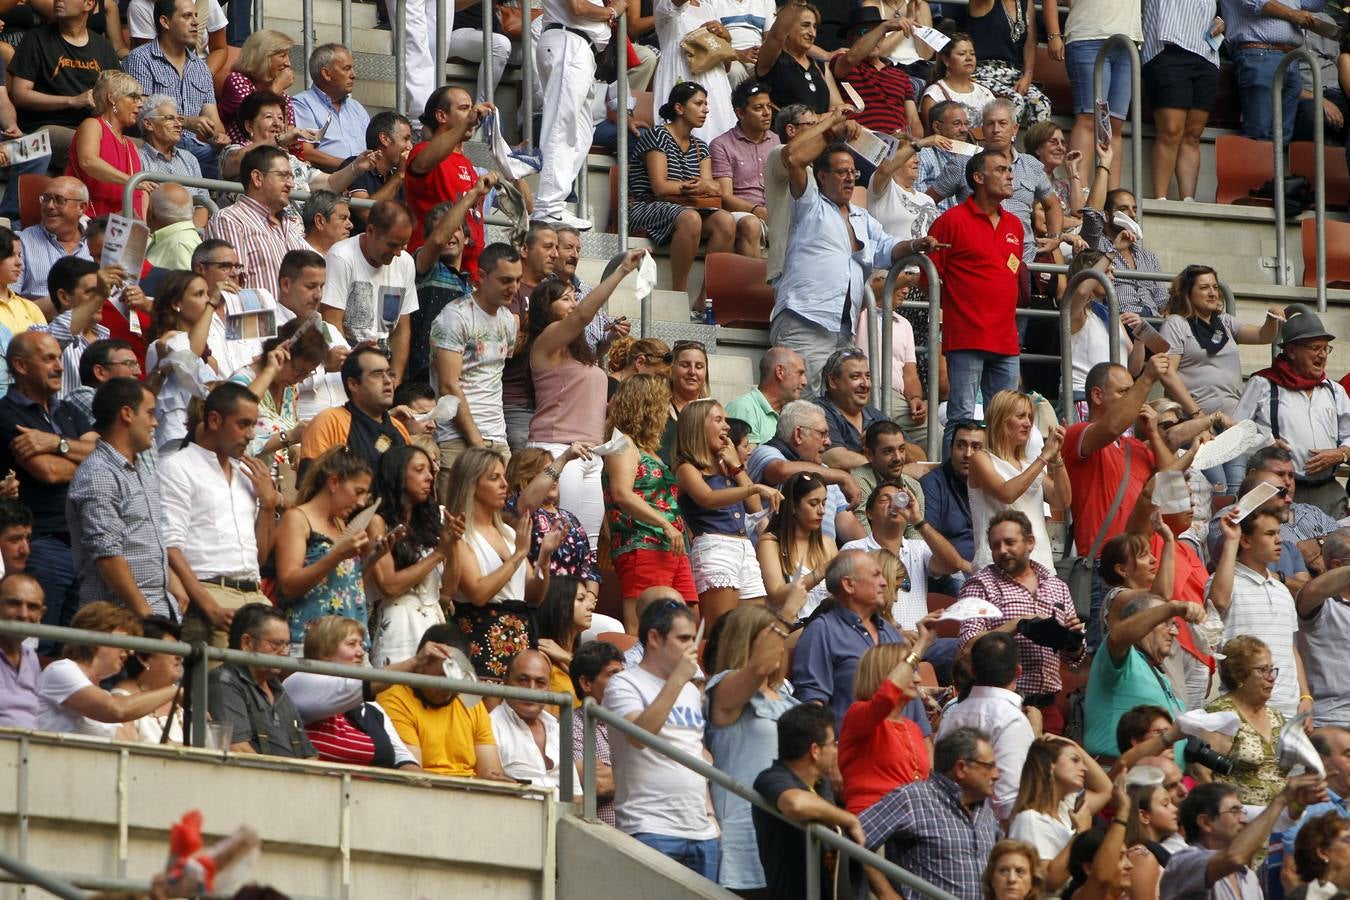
left=1279, top=303, right=1335, bottom=346
left=838, top=6, right=885, bottom=39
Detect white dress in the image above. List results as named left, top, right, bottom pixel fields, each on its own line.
left=652, top=0, right=736, bottom=144
left=970, top=453, right=1056, bottom=572
left=147, top=332, right=222, bottom=451
left=110, top=688, right=185, bottom=744
left=457, top=523, right=527, bottom=604
left=370, top=550, right=446, bottom=667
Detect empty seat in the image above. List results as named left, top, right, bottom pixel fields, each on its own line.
left=18, top=174, right=52, bottom=229
left=1301, top=217, right=1350, bottom=288
left=1288, top=140, right=1349, bottom=209
left=703, top=253, right=773, bottom=327
left=1214, top=134, right=1274, bottom=205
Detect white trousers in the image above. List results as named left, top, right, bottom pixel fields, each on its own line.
left=387, top=0, right=450, bottom=116
left=447, top=28, right=513, bottom=103
left=535, top=27, right=599, bottom=217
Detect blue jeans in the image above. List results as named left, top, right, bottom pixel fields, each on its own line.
left=1233, top=47, right=1301, bottom=143
left=28, top=535, right=78, bottom=655
left=0, top=155, right=54, bottom=220
left=944, top=350, right=1019, bottom=454
left=180, top=134, right=221, bottom=181
left=1066, top=39, right=1133, bottom=117
left=1203, top=455, right=1248, bottom=497
left=632, top=833, right=721, bottom=880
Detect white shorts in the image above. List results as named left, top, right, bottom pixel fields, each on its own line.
left=689, top=533, right=767, bottom=599
left=728, top=210, right=769, bottom=244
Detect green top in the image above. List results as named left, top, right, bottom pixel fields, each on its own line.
left=1204, top=694, right=1287, bottom=807
left=725, top=388, right=779, bottom=446
left=602, top=448, right=688, bottom=558
left=850, top=465, right=926, bottom=539
left=1083, top=643, right=1186, bottom=766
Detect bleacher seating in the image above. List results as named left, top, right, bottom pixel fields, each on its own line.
left=704, top=253, right=773, bottom=327
left=1214, top=135, right=1275, bottom=206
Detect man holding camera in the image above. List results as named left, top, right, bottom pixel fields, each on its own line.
left=1082, top=593, right=1205, bottom=766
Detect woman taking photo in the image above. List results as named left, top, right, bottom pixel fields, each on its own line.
left=366, top=445, right=465, bottom=668
left=839, top=623, right=938, bottom=814
left=1200, top=634, right=1291, bottom=806
left=982, top=840, right=1045, bottom=900
left=675, top=398, right=780, bottom=628
left=628, top=83, right=736, bottom=318
left=660, top=339, right=710, bottom=466
left=534, top=575, right=597, bottom=706
left=446, top=448, right=561, bottom=679
left=529, top=247, right=647, bottom=547
left=968, top=390, right=1067, bottom=572
left=1009, top=736, right=1114, bottom=893
left=229, top=319, right=327, bottom=464
left=705, top=605, right=798, bottom=895
left=37, top=602, right=180, bottom=739
left=603, top=373, right=696, bottom=632
left=66, top=70, right=148, bottom=218
left=275, top=448, right=388, bottom=654
left=145, top=270, right=222, bottom=451
left=111, top=615, right=185, bottom=744
left=757, top=471, right=837, bottom=623
left=920, top=33, right=997, bottom=134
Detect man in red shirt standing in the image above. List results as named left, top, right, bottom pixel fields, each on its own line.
left=404, top=86, right=499, bottom=278
left=927, top=150, right=1021, bottom=454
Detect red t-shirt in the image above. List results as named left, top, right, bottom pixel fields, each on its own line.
left=926, top=197, right=1023, bottom=355
left=404, top=142, right=482, bottom=278
left=1150, top=532, right=1214, bottom=668
left=1062, top=421, right=1154, bottom=556
left=834, top=55, right=914, bottom=133
left=837, top=678, right=931, bottom=814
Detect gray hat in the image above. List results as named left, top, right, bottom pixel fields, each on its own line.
left=1279, top=303, right=1335, bottom=346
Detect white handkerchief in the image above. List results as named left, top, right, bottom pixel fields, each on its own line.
left=428, top=394, right=460, bottom=424
left=1177, top=709, right=1242, bottom=738
left=937, top=597, right=1001, bottom=621
left=1154, top=470, right=1191, bottom=515
left=591, top=431, right=633, bottom=457
left=635, top=252, right=659, bottom=302
left=1192, top=420, right=1269, bottom=471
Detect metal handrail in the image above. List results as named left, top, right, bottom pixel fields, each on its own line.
left=1273, top=49, right=1326, bottom=310
left=0, top=619, right=577, bottom=802
left=0, top=849, right=84, bottom=900
left=121, top=171, right=378, bottom=221
left=878, top=254, right=941, bottom=461
left=1026, top=261, right=1238, bottom=315
left=394, top=0, right=407, bottom=115
left=1092, top=36, right=1144, bottom=228
left=302, top=0, right=315, bottom=90
left=580, top=698, right=959, bottom=900
left=522, top=0, right=534, bottom=150
left=617, top=11, right=631, bottom=251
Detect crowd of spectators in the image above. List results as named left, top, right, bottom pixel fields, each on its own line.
left=2, top=0, right=1350, bottom=897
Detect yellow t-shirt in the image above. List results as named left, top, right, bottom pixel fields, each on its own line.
left=378, top=683, right=495, bottom=777
left=549, top=663, right=580, bottom=716
left=0, top=291, right=47, bottom=337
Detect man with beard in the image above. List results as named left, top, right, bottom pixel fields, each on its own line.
left=209, top=603, right=316, bottom=757
left=957, top=510, right=1087, bottom=734
left=920, top=419, right=984, bottom=592
left=159, top=382, right=280, bottom=648
left=850, top=419, right=927, bottom=538
left=299, top=346, right=410, bottom=475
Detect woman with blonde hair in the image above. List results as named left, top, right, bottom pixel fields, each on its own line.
left=1009, top=736, right=1113, bottom=892
left=219, top=29, right=298, bottom=144
left=705, top=604, right=798, bottom=894
left=968, top=389, right=1068, bottom=572
left=1199, top=634, right=1291, bottom=805
left=838, top=622, right=938, bottom=814
left=445, top=447, right=560, bottom=678
left=982, top=840, right=1045, bottom=900
left=603, top=373, right=695, bottom=631
left=660, top=339, right=711, bottom=465
left=757, top=471, right=837, bottom=622
left=605, top=336, right=672, bottom=393
left=67, top=70, right=149, bottom=217
left=675, top=398, right=780, bottom=629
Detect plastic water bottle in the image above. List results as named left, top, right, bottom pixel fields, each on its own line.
left=705, top=298, right=716, bottom=326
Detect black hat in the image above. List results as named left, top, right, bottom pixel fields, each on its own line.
left=838, top=6, right=885, bottom=40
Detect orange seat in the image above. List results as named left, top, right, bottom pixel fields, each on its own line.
left=1300, top=217, right=1350, bottom=288
left=596, top=631, right=638, bottom=653
left=17, top=174, right=52, bottom=229
left=1214, top=134, right=1275, bottom=205
left=1033, top=45, right=1072, bottom=118
left=1289, top=140, right=1349, bottom=209
left=918, top=661, right=938, bottom=688
left=703, top=253, right=773, bottom=327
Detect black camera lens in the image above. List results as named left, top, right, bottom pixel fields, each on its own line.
left=1184, top=737, right=1234, bottom=777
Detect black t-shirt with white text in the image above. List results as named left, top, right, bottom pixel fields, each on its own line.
left=9, top=25, right=120, bottom=130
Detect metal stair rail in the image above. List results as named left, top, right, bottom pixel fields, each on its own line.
left=1093, top=35, right=1144, bottom=228
left=1272, top=48, right=1327, bottom=310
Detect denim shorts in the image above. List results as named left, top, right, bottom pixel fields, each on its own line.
left=1066, top=38, right=1133, bottom=118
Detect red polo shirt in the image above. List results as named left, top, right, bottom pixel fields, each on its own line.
left=834, top=55, right=914, bottom=133
left=926, top=197, right=1023, bottom=355
left=405, top=143, right=482, bottom=279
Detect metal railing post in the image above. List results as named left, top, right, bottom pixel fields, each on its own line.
left=805, top=829, right=821, bottom=900
left=123, top=172, right=379, bottom=219
left=521, top=0, right=534, bottom=149
left=1059, top=287, right=1077, bottom=426
left=582, top=707, right=598, bottom=820
left=479, top=0, right=492, bottom=102
left=394, top=0, right=407, bottom=116
left=879, top=254, right=940, bottom=460
left=862, top=282, right=879, bottom=408
left=1273, top=49, right=1325, bottom=309
left=341, top=0, right=351, bottom=53
left=434, top=0, right=448, bottom=100
left=0, top=850, right=85, bottom=900
left=1092, top=35, right=1143, bottom=228
left=558, top=702, right=574, bottom=803
left=186, top=640, right=210, bottom=748
left=617, top=12, right=630, bottom=250
left=302, top=0, right=314, bottom=90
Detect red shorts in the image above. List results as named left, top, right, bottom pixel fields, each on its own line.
left=613, top=548, right=698, bottom=602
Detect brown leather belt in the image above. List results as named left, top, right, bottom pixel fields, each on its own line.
left=1235, top=41, right=1298, bottom=52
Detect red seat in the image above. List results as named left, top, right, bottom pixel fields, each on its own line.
left=17, top=174, right=51, bottom=229
left=925, top=592, right=959, bottom=638
left=1033, top=45, right=1073, bottom=118
left=1300, top=217, right=1350, bottom=288
left=703, top=253, right=773, bottom=327
left=1214, top=134, right=1274, bottom=205
left=596, top=631, right=637, bottom=653
left=1288, top=140, right=1349, bottom=209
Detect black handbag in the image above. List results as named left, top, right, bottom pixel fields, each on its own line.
left=1251, top=175, right=1313, bottom=215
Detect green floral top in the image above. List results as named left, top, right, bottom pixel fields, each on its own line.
left=1204, top=694, right=1288, bottom=807
left=603, top=448, right=687, bottom=558
left=282, top=531, right=367, bottom=648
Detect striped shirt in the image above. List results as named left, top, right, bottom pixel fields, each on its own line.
left=34, top=310, right=109, bottom=400
left=121, top=39, right=216, bottom=119
left=15, top=225, right=91, bottom=300
left=1206, top=562, right=1301, bottom=717
left=917, top=148, right=960, bottom=213
left=835, top=57, right=915, bottom=133
left=1142, top=0, right=1223, bottom=65
left=203, top=195, right=308, bottom=300
left=1220, top=0, right=1322, bottom=48
left=1079, top=208, right=1169, bottom=316
left=139, top=143, right=209, bottom=204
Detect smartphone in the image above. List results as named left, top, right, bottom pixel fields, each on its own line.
left=1094, top=99, right=1111, bottom=148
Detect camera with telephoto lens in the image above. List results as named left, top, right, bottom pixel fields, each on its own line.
left=1183, top=737, right=1233, bottom=776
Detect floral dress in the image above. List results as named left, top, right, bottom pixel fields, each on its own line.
left=281, top=530, right=367, bottom=652
left=1204, top=694, right=1288, bottom=806
left=505, top=496, right=601, bottom=584
left=602, top=448, right=688, bottom=559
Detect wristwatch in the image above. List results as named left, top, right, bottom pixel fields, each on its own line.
left=57, top=438, right=69, bottom=456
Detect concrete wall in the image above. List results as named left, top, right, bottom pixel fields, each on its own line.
left=556, top=817, right=736, bottom=900
left=0, top=729, right=554, bottom=899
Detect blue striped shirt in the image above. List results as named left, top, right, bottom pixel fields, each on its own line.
left=1219, top=0, right=1324, bottom=48
left=1142, top=0, right=1223, bottom=64
left=122, top=39, right=216, bottom=118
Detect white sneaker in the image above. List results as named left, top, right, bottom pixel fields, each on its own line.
left=534, top=210, right=594, bottom=231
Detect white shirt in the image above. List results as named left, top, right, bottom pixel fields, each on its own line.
left=1206, top=562, right=1300, bottom=717
left=1231, top=375, right=1350, bottom=478
left=1009, top=798, right=1077, bottom=863
left=321, top=235, right=419, bottom=347
left=158, top=442, right=262, bottom=580
left=430, top=296, right=515, bottom=445
left=147, top=332, right=223, bottom=450
left=37, top=659, right=120, bottom=739
left=1071, top=311, right=1130, bottom=393
left=129, top=0, right=228, bottom=45
left=936, top=685, right=1035, bottom=820
left=603, top=665, right=718, bottom=839
left=541, top=0, right=610, bottom=44
left=207, top=307, right=264, bottom=379
left=490, top=701, right=567, bottom=796
left=273, top=305, right=350, bottom=419
left=841, top=533, right=932, bottom=628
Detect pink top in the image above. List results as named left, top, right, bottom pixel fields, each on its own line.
left=219, top=72, right=297, bottom=144
left=529, top=357, right=608, bottom=444
left=65, top=118, right=144, bottom=218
